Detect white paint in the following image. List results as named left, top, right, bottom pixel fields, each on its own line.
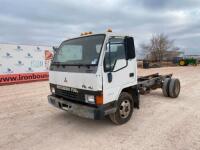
left=49, top=71, right=102, bottom=91
left=102, top=59, right=137, bottom=104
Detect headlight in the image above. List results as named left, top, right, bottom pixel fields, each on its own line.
left=50, top=87, right=55, bottom=94
left=85, top=94, right=95, bottom=104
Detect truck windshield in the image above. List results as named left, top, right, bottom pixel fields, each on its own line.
left=53, top=34, right=105, bottom=65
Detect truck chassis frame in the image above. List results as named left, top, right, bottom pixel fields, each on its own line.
left=137, top=73, right=172, bottom=95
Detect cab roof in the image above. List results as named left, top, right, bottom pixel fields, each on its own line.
left=65, top=32, right=132, bottom=41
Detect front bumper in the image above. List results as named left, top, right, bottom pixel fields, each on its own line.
left=48, top=95, right=117, bottom=120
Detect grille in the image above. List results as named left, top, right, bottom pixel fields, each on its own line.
left=55, top=88, right=85, bottom=102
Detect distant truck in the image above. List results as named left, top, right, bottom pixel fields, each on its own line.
left=48, top=31, right=181, bottom=124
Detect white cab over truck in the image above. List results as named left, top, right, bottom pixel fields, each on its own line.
left=48, top=31, right=181, bottom=124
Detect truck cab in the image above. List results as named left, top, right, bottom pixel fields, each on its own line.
left=48, top=31, right=139, bottom=124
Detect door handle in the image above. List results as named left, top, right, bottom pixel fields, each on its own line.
left=129, top=73, right=134, bottom=77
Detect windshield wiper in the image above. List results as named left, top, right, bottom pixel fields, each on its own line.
left=51, top=62, right=61, bottom=65
left=51, top=62, right=68, bottom=67
left=76, top=64, right=94, bottom=69
left=51, top=62, right=96, bottom=68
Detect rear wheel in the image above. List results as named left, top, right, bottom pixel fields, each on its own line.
left=169, top=78, right=181, bottom=98
left=109, top=92, right=134, bottom=125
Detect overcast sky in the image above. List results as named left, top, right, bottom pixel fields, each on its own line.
left=0, top=0, right=200, bottom=55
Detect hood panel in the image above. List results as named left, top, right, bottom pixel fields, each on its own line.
left=49, top=71, right=102, bottom=91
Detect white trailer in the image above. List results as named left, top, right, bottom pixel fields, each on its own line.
left=48, top=31, right=180, bottom=124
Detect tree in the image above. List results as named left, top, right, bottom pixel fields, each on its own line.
left=141, top=33, right=179, bottom=62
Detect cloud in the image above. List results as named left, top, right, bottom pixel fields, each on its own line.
left=135, top=0, right=200, bottom=10
left=0, top=0, right=200, bottom=55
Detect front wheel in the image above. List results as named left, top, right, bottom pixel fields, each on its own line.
left=109, top=92, right=134, bottom=125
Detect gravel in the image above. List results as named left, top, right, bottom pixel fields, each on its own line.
left=0, top=66, right=200, bottom=150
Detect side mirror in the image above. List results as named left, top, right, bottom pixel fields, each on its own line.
left=124, top=37, right=136, bottom=60
left=113, top=59, right=127, bottom=72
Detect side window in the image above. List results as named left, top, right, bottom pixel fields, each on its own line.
left=104, top=38, right=126, bottom=72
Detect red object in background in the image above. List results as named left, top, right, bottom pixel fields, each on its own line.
left=0, top=72, right=49, bottom=85
left=45, top=50, right=53, bottom=60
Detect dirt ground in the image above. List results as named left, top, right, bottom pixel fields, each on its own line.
left=0, top=66, right=200, bottom=150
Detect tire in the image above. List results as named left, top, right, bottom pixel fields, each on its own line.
left=109, top=92, right=134, bottom=125
left=162, top=78, right=171, bottom=97
left=169, top=78, right=181, bottom=98
left=179, top=60, right=185, bottom=66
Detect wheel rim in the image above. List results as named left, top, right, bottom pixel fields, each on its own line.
left=119, top=100, right=131, bottom=118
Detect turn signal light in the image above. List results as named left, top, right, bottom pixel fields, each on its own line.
left=96, top=95, right=103, bottom=105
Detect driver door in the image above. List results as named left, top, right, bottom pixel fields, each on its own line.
left=102, top=37, right=136, bottom=104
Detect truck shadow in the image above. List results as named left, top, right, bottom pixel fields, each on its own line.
left=141, top=90, right=179, bottom=101
left=45, top=110, right=139, bottom=139
left=50, top=111, right=116, bottom=128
